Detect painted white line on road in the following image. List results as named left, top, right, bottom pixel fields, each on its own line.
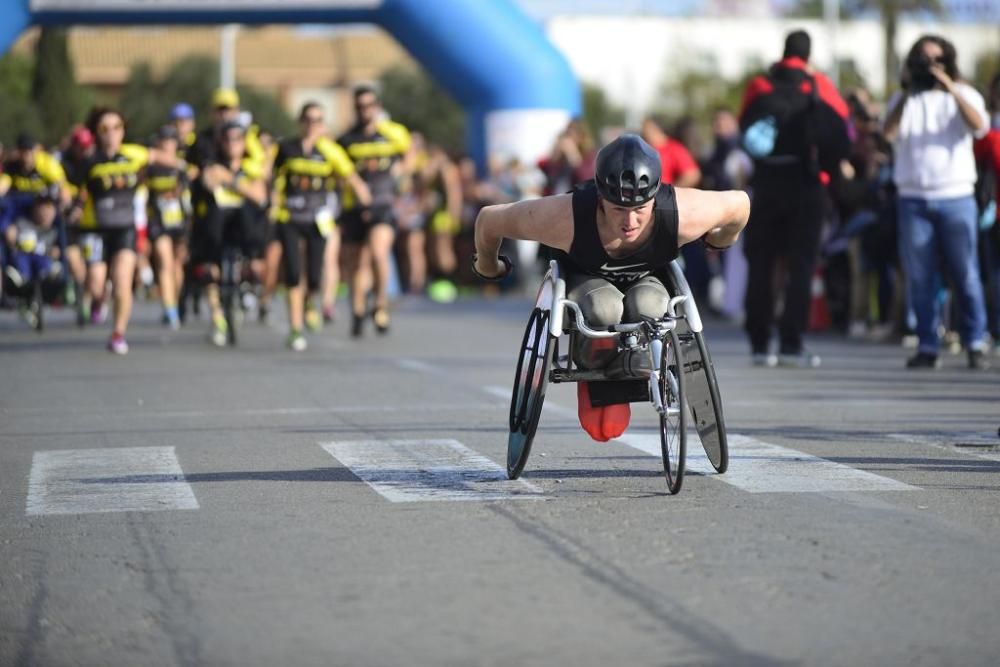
left=616, top=433, right=919, bottom=493
left=889, top=432, right=1000, bottom=462
left=26, top=447, right=199, bottom=516
left=320, top=439, right=543, bottom=502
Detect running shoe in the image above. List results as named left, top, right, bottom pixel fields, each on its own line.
left=209, top=314, right=228, bottom=347
left=906, top=352, right=940, bottom=369
left=751, top=352, right=777, bottom=368
left=968, top=349, right=990, bottom=370
left=427, top=278, right=458, bottom=304
left=373, top=307, right=390, bottom=335
left=777, top=352, right=821, bottom=368
left=351, top=312, right=364, bottom=338
left=305, top=307, right=322, bottom=332
left=4, top=266, right=24, bottom=288
left=91, top=301, right=108, bottom=325
left=322, top=305, right=335, bottom=325
left=286, top=330, right=307, bottom=352
left=107, top=333, right=129, bottom=355
left=164, top=306, right=181, bottom=331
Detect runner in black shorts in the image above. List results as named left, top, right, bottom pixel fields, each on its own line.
left=78, top=106, right=182, bottom=354
left=337, top=85, right=411, bottom=337
left=189, top=121, right=268, bottom=346
left=146, top=125, right=191, bottom=330
left=272, top=102, right=370, bottom=350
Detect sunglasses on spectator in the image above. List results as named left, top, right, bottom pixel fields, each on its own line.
left=301, top=115, right=324, bottom=124
left=355, top=100, right=379, bottom=111
left=98, top=122, right=124, bottom=134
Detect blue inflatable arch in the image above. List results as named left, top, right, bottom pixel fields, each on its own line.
left=0, top=0, right=581, bottom=169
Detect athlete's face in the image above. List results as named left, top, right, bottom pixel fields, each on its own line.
left=601, top=198, right=655, bottom=244
left=95, top=113, right=125, bottom=153
left=300, top=108, right=326, bottom=139
left=354, top=93, right=381, bottom=125
left=222, top=129, right=246, bottom=161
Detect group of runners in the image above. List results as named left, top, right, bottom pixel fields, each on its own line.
left=0, top=85, right=479, bottom=353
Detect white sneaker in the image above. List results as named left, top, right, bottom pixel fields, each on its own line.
left=751, top=353, right=778, bottom=368
left=287, top=332, right=307, bottom=352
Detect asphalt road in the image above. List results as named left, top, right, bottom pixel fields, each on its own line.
left=2, top=294, right=999, bottom=667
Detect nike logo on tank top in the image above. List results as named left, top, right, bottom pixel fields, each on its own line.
left=552, top=181, right=680, bottom=290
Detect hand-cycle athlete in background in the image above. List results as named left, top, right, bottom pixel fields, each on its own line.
left=473, top=134, right=751, bottom=441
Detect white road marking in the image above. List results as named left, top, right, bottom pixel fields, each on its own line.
left=616, top=433, right=919, bottom=493
left=888, top=432, right=1000, bottom=462
left=320, top=439, right=543, bottom=502
left=26, top=447, right=199, bottom=516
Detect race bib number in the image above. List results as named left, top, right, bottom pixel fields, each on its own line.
left=157, top=197, right=185, bottom=228
left=315, top=208, right=335, bottom=238
left=81, top=233, right=104, bottom=263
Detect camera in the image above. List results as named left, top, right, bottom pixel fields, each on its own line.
left=906, top=54, right=938, bottom=93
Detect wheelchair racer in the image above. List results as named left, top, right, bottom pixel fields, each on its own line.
left=473, top=133, right=750, bottom=441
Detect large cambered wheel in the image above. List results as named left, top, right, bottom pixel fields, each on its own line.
left=507, top=306, right=555, bottom=479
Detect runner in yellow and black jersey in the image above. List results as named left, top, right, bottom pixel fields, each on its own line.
left=77, top=106, right=182, bottom=354
left=189, top=120, right=268, bottom=347
left=146, top=125, right=193, bottom=330
left=272, top=102, right=371, bottom=350
left=1, top=133, right=69, bottom=203
left=337, top=85, right=411, bottom=337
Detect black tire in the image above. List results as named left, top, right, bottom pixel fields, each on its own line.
left=676, top=323, right=728, bottom=474
left=658, top=329, right=686, bottom=494
left=693, top=331, right=728, bottom=473
left=507, top=307, right=554, bottom=479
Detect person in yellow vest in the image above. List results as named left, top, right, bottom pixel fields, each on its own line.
left=271, top=102, right=371, bottom=350
left=77, top=107, right=183, bottom=354
left=337, top=85, right=411, bottom=337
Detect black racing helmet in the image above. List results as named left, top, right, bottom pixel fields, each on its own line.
left=594, top=133, right=662, bottom=207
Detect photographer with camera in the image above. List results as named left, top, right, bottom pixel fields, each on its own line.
left=883, top=35, right=990, bottom=370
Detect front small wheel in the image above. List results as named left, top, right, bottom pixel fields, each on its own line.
left=507, top=307, right=554, bottom=479
left=658, top=329, right=686, bottom=494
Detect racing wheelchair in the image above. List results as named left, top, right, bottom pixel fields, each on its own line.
left=507, top=258, right=728, bottom=494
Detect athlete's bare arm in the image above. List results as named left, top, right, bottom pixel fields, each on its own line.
left=473, top=194, right=574, bottom=277
left=674, top=187, right=750, bottom=249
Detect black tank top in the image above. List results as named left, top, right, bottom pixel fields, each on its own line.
left=553, top=181, right=679, bottom=290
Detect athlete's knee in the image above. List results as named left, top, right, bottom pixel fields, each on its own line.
left=624, top=284, right=670, bottom=320
left=580, top=289, right=624, bottom=327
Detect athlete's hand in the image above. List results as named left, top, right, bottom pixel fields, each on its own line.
left=472, top=253, right=512, bottom=281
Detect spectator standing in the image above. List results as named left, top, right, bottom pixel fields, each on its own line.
left=738, top=29, right=850, bottom=367
left=884, top=35, right=990, bottom=370
left=974, top=73, right=1000, bottom=354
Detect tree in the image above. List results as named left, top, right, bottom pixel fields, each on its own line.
left=119, top=55, right=295, bottom=144
left=378, top=64, right=465, bottom=155
left=31, top=27, right=92, bottom=146
left=581, top=82, right=625, bottom=142
left=787, top=0, right=944, bottom=96
left=0, top=52, right=43, bottom=148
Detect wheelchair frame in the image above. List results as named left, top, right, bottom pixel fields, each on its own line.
left=506, top=258, right=729, bottom=495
